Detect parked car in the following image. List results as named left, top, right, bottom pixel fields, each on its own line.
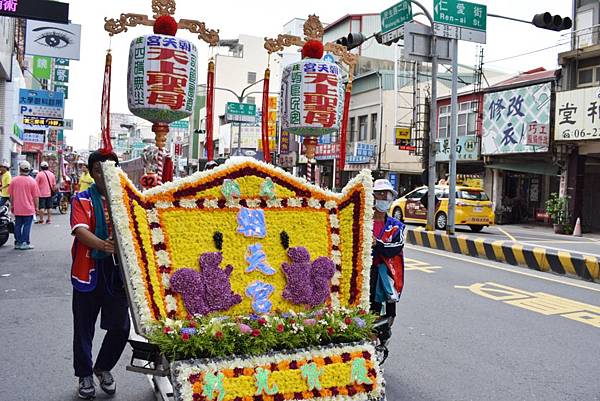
left=389, top=185, right=495, bottom=232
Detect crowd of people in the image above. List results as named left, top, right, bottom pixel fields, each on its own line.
left=0, top=158, right=94, bottom=250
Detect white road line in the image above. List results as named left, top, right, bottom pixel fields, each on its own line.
left=518, top=241, right=600, bottom=258
left=405, top=244, right=600, bottom=293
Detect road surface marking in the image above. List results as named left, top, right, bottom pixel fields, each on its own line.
left=455, top=282, right=600, bottom=329
left=495, top=227, right=517, bottom=242
left=405, top=258, right=443, bottom=273
left=524, top=239, right=600, bottom=244
left=405, top=244, right=600, bottom=293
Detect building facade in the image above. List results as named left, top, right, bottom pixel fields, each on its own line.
left=557, top=0, right=600, bottom=232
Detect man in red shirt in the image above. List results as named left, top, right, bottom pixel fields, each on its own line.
left=70, top=151, right=130, bottom=399
left=35, top=161, right=56, bottom=224
left=8, top=161, right=40, bottom=250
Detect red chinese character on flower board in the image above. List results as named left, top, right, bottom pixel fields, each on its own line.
left=145, top=46, right=189, bottom=109
left=303, top=72, right=338, bottom=128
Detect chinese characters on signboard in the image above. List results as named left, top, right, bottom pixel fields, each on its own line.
left=280, top=131, right=290, bottom=154
left=127, top=35, right=197, bottom=124
left=268, top=96, right=278, bottom=150
left=280, top=59, right=344, bottom=137
left=19, top=88, right=64, bottom=119
left=555, top=87, right=600, bottom=141
left=315, top=143, right=340, bottom=160
left=482, top=82, right=551, bottom=155
left=436, top=135, right=479, bottom=161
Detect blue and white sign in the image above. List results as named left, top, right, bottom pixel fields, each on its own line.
left=323, top=53, right=335, bottom=63
left=347, top=142, right=375, bottom=164
left=482, top=82, right=551, bottom=155
left=22, top=132, right=45, bottom=143
left=19, top=89, right=65, bottom=119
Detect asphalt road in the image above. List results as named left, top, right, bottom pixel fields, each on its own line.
left=1, top=213, right=599, bottom=401
left=386, top=244, right=600, bottom=401
left=0, top=213, right=154, bottom=401
left=405, top=221, right=600, bottom=257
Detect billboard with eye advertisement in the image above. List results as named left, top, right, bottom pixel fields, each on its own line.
left=25, top=20, right=81, bottom=60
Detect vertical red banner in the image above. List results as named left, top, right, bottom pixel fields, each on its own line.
left=100, top=51, right=113, bottom=153
left=205, top=60, right=215, bottom=161
left=261, top=68, right=271, bottom=163
left=338, top=82, right=352, bottom=174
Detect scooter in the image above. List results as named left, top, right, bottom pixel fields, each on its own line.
left=0, top=201, right=13, bottom=247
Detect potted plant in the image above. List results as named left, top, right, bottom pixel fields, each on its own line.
left=545, top=193, right=570, bottom=234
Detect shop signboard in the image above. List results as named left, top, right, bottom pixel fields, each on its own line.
left=25, top=21, right=81, bottom=60
left=22, top=132, right=45, bottom=143
left=32, top=56, right=52, bottom=80
left=23, top=116, right=64, bottom=128
left=280, top=130, right=290, bottom=154
left=347, top=143, right=375, bottom=164
left=482, top=82, right=551, bottom=155
left=0, top=0, right=69, bottom=23
left=19, top=89, right=65, bottom=119
left=54, top=67, right=69, bottom=83
left=554, top=86, right=600, bottom=141
left=315, top=143, right=340, bottom=161
left=436, top=135, right=479, bottom=162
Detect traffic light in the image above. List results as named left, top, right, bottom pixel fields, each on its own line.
left=335, top=33, right=367, bottom=50
left=532, top=12, right=572, bottom=31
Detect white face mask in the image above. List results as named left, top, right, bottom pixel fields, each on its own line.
left=375, top=199, right=392, bottom=213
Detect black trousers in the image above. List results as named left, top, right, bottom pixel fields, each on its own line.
left=72, top=259, right=130, bottom=378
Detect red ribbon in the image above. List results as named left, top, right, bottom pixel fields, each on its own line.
left=100, top=52, right=113, bottom=154
left=339, top=82, right=352, bottom=174
left=205, top=60, right=215, bottom=161
left=261, top=68, right=271, bottom=163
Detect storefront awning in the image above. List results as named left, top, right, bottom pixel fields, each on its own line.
left=486, top=162, right=560, bottom=176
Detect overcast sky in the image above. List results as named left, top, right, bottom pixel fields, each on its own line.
left=62, top=0, right=572, bottom=150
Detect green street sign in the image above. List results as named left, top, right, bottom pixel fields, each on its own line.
left=53, top=84, right=68, bottom=99
left=55, top=58, right=69, bottom=66
left=32, top=56, right=51, bottom=80
left=433, top=0, right=487, bottom=31
left=380, top=1, right=413, bottom=34
left=226, top=102, right=256, bottom=116
left=54, top=68, right=69, bottom=83
left=226, top=102, right=257, bottom=123
left=170, top=119, right=189, bottom=129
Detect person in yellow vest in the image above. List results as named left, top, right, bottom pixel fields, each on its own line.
left=0, top=160, right=11, bottom=208
left=78, top=164, right=95, bottom=193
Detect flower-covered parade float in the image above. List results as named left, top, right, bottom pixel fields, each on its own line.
left=102, top=157, right=386, bottom=401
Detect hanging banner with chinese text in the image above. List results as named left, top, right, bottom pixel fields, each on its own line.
left=127, top=35, right=197, bottom=124
left=482, top=82, right=551, bottom=155
left=280, top=58, right=344, bottom=137
left=555, top=86, right=600, bottom=141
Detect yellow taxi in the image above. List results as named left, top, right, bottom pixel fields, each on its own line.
left=389, top=185, right=495, bottom=232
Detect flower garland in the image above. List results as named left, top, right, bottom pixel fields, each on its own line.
left=102, top=158, right=374, bottom=335
left=170, top=341, right=383, bottom=401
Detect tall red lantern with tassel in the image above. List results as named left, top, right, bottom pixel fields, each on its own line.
left=261, top=68, right=271, bottom=163
left=205, top=60, right=215, bottom=161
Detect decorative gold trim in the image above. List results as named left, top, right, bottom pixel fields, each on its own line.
left=264, top=34, right=304, bottom=53
left=104, top=13, right=154, bottom=36
left=303, top=14, right=324, bottom=41
left=151, top=0, right=176, bottom=18
left=178, top=19, right=219, bottom=46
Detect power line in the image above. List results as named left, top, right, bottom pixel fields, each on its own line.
left=485, top=40, right=571, bottom=64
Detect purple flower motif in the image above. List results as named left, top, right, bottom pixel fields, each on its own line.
left=169, top=252, right=242, bottom=316
left=249, top=313, right=260, bottom=321
left=281, top=312, right=291, bottom=319
left=353, top=317, right=366, bottom=328
left=281, top=247, right=335, bottom=307
left=303, top=318, right=317, bottom=326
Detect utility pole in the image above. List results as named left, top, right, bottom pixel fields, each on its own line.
left=447, top=38, right=458, bottom=235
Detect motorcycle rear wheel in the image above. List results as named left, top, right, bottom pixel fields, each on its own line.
left=0, top=231, right=9, bottom=247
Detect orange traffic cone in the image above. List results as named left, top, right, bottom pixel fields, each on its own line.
left=573, top=217, right=582, bottom=237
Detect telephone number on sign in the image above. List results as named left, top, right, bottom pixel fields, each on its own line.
left=560, top=128, right=599, bottom=139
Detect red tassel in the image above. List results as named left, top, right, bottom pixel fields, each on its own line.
left=162, top=155, right=174, bottom=183
left=339, top=82, right=352, bottom=174
left=205, top=60, right=215, bottom=161
left=261, top=68, right=271, bottom=163
left=100, top=52, right=113, bottom=154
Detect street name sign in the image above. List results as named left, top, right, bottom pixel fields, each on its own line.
left=225, top=102, right=257, bottom=123
left=380, top=1, right=412, bottom=44
left=433, top=0, right=487, bottom=44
